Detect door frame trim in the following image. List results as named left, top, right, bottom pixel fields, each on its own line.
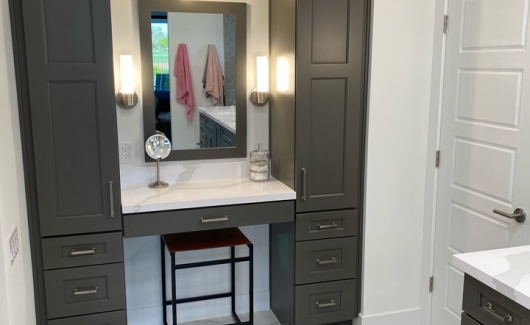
left=420, top=0, right=449, bottom=324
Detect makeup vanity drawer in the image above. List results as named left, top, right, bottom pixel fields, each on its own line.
left=44, top=263, right=126, bottom=319
left=463, top=274, right=530, bottom=325
left=42, top=232, right=123, bottom=270
left=48, top=310, right=127, bottom=325
left=123, top=201, right=295, bottom=237
left=296, top=210, right=357, bottom=241
left=295, top=279, right=357, bottom=325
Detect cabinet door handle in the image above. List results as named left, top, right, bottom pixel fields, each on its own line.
left=74, top=287, right=98, bottom=296
left=201, top=216, right=229, bottom=223
left=493, top=208, right=526, bottom=224
left=482, top=303, right=513, bottom=324
left=317, top=257, right=337, bottom=265
left=317, top=222, right=338, bottom=230
left=301, top=168, right=307, bottom=201
left=70, top=247, right=96, bottom=256
left=316, top=300, right=336, bottom=308
left=109, top=181, right=115, bottom=218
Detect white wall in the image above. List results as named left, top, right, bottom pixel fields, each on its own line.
left=0, top=0, right=37, bottom=324
left=357, top=0, right=436, bottom=324
left=168, top=12, right=225, bottom=149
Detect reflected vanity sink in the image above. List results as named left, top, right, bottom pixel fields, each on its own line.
left=198, top=106, right=236, bottom=133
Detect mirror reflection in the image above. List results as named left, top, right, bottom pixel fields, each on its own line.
left=151, top=11, right=237, bottom=150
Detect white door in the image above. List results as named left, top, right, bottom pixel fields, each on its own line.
left=431, top=1, right=530, bottom=325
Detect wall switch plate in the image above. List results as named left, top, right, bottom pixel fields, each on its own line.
left=119, top=143, right=133, bottom=164
left=8, top=226, right=20, bottom=268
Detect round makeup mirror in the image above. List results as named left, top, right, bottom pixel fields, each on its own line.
left=145, top=132, right=172, bottom=188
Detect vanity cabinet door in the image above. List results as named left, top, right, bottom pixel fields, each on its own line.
left=21, top=0, right=121, bottom=236
left=295, top=0, right=368, bottom=213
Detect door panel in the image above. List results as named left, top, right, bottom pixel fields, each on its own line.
left=296, top=0, right=367, bottom=212
left=431, top=1, right=530, bottom=324
left=22, top=0, right=121, bottom=236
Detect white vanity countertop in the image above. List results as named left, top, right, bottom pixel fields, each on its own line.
left=198, top=106, right=236, bottom=133
left=120, top=163, right=295, bottom=214
left=453, top=246, right=530, bottom=309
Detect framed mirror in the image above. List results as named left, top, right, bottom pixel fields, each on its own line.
left=139, top=0, right=247, bottom=161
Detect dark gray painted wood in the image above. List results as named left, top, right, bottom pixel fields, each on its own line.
left=295, top=279, right=357, bottom=325
left=21, top=0, right=121, bottom=237
left=461, top=313, right=481, bottom=325
left=295, top=237, right=357, bottom=285
left=296, top=209, right=358, bottom=241
left=296, top=0, right=368, bottom=212
left=44, top=263, right=126, bottom=319
left=48, top=311, right=127, bottom=325
left=463, top=274, right=530, bottom=325
left=42, top=232, right=124, bottom=270
left=139, top=0, right=247, bottom=161
left=124, top=201, right=295, bottom=237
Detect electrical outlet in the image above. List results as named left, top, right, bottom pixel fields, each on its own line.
left=119, top=143, right=133, bottom=164
left=8, top=226, right=20, bottom=269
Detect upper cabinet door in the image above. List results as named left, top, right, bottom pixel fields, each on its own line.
left=22, top=0, right=121, bottom=236
left=296, top=0, right=368, bottom=212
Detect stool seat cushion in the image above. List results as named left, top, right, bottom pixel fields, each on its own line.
left=162, top=228, right=252, bottom=253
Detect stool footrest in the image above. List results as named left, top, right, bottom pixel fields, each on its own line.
left=165, top=292, right=233, bottom=305
left=174, top=256, right=250, bottom=270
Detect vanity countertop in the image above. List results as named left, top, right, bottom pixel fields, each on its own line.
left=453, top=246, right=530, bottom=310
left=198, top=106, right=236, bottom=133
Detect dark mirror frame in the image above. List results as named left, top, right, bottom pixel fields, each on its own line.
left=139, top=0, right=247, bottom=162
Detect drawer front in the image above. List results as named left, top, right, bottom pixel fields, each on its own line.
left=42, top=232, right=123, bottom=270
left=45, top=263, right=126, bottom=319
left=462, top=313, right=481, bottom=325
left=463, top=274, right=530, bottom=325
left=219, top=126, right=236, bottom=146
left=48, top=310, right=126, bottom=325
left=295, top=279, right=357, bottom=325
left=124, top=201, right=295, bottom=237
left=296, top=237, right=357, bottom=285
left=296, top=210, right=357, bottom=241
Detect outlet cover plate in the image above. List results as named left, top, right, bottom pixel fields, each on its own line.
left=8, top=226, right=20, bottom=268
left=119, top=143, right=133, bottom=164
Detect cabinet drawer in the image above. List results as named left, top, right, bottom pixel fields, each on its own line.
left=296, top=237, right=357, bottom=285
left=124, top=201, right=295, bottom=237
left=462, top=313, right=481, bottom=325
left=463, top=274, right=530, bottom=325
left=48, top=310, right=126, bottom=325
left=219, top=126, right=236, bottom=146
left=45, top=263, right=126, bottom=319
left=42, top=232, right=123, bottom=270
left=295, top=279, right=357, bottom=325
left=296, top=210, right=357, bottom=241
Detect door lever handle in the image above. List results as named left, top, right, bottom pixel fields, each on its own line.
left=493, top=208, right=526, bottom=224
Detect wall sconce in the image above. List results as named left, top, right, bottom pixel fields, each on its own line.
left=250, top=56, right=270, bottom=107
left=116, top=55, right=138, bottom=109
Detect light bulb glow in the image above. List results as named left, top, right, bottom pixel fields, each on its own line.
left=120, top=55, right=134, bottom=94
left=256, top=56, right=269, bottom=93
left=276, top=57, right=290, bottom=92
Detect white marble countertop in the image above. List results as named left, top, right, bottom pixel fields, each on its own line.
left=198, top=106, right=236, bottom=133
left=453, top=246, right=530, bottom=310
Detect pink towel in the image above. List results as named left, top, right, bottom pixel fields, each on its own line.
left=174, top=44, right=196, bottom=122
left=204, top=45, right=224, bottom=105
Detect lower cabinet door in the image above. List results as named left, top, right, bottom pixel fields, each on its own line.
left=462, top=313, right=482, bottom=325
left=48, top=310, right=126, bottom=325
left=44, top=263, right=126, bottom=319
left=295, top=279, right=357, bottom=325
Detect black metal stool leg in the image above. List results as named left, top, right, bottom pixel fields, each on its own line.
left=231, top=246, right=236, bottom=317
left=171, top=252, right=177, bottom=325
left=161, top=238, right=167, bottom=325
left=248, top=244, right=254, bottom=325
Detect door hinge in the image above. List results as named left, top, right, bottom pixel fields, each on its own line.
left=429, top=276, right=434, bottom=292
left=435, top=151, right=441, bottom=168
left=443, top=15, right=449, bottom=34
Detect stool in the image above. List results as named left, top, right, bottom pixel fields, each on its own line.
left=161, top=228, right=254, bottom=325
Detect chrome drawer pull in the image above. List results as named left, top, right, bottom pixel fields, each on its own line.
left=301, top=168, right=307, bottom=201
left=70, top=247, right=96, bottom=256
left=317, top=222, right=338, bottom=230
left=74, top=287, right=98, bottom=296
left=316, top=300, right=336, bottom=308
left=317, top=257, right=337, bottom=265
left=482, top=303, right=513, bottom=324
left=109, top=181, right=115, bottom=218
left=201, top=216, right=229, bottom=223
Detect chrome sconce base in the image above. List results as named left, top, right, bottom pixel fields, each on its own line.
left=116, top=92, right=138, bottom=109
left=250, top=90, right=270, bottom=107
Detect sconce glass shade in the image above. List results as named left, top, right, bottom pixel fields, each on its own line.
left=251, top=56, right=270, bottom=107
left=117, top=55, right=138, bottom=109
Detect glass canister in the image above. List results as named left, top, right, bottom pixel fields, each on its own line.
left=250, top=144, right=271, bottom=182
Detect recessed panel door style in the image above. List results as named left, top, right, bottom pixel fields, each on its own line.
left=21, top=0, right=121, bottom=236
left=295, top=0, right=367, bottom=212
left=431, top=1, right=530, bottom=325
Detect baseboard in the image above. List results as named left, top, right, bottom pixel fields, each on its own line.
left=353, top=308, right=420, bottom=325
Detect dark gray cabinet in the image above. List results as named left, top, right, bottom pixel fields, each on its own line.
left=199, top=112, right=236, bottom=148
